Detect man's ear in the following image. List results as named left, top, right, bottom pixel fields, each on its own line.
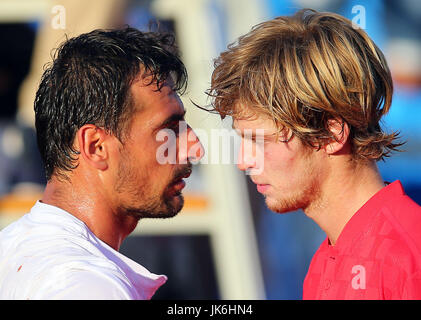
left=324, top=118, right=350, bottom=155
left=76, top=124, right=109, bottom=170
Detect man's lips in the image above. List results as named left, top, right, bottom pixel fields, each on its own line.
left=173, top=167, right=192, bottom=181
left=169, top=166, right=192, bottom=193
left=256, top=184, right=270, bottom=193
left=171, top=179, right=186, bottom=192
left=251, top=179, right=270, bottom=194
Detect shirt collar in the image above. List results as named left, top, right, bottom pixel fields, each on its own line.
left=91, top=233, right=168, bottom=300
left=325, top=180, right=405, bottom=252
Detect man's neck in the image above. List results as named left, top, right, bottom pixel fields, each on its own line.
left=304, top=161, right=385, bottom=246
left=41, top=176, right=139, bottom=251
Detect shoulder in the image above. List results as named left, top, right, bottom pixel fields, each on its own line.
left=374, top=205, right=421, bottom=299
left=379, top=193, right=421, bottom=259
left=374, top=197, right=421, bottom=271
left=0, top=208, right=137, bottom=299
left=1, top=238, right=138, bottom=299
left=30, top=268, right=136, bottom=300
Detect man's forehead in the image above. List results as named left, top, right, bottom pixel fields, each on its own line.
left=146, top=100, right=185, bottom=129
left=124, top=79, right=185, bottom=135
left=131, top=77, right=175, bottom=100
left=232, top=114, right=277, bottom=132
left=131, top=79, right=183, bottom=110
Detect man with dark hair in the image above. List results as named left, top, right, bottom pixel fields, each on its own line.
left=0, top=27, right=203, bottom=299
left=205, top=9, right=421, bottom=299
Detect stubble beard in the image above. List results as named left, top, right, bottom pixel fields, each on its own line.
left=265, top=180, right=320, bottom=214
left=265, top=155, right=321, bottom=214
left=114, top=153, right=185, bottom=220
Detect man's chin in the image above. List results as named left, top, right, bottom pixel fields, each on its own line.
left=154, top=195, right=184, bottom=219
left=265, top=197, right=302, bottom=214
left=151, top=192, right=185, bottom=218
left=123, top=193, right=184, bottom=219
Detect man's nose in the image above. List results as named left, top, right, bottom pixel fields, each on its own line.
left=237, top=139, right=256, bottom=172
left=179, top=124, right=204, bottom=164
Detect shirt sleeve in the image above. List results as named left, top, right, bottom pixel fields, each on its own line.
left=29, top=270, right=135, bottom=300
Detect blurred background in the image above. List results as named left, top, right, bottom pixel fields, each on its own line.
left=0, top=0, right=420, bottom=300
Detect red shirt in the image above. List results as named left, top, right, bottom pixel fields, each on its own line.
left=303, top=180, right=421, bottom=300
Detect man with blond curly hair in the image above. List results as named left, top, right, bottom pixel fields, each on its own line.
left=204, top=9, right=421, bottom=299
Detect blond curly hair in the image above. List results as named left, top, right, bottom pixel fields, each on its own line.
left=206, top=9, right=403, bottom=161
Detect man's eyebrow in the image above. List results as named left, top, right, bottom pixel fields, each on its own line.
left=158, top=110, right=187, bottom=128
left=233, top=127, right=278, bottom=142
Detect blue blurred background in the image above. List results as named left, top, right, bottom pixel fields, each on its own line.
left=0, top=0, right=419, bottom=300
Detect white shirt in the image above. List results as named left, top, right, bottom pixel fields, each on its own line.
left=0, top=201, right=167, bottom=300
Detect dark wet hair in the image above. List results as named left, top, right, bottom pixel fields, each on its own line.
left=34, top=27, right=187, bottom=181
